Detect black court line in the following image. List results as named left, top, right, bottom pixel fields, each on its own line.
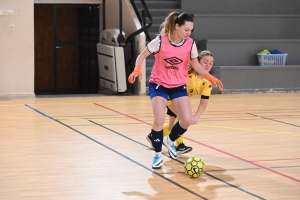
left=271, top=166, right=300, bottom=169
left=206, top=167, right=261, bottom=172
left=55, top=120, right=207, bottom=199
left=247, top=113, right=300, bottom=128
left=90, top=120, right=265, bottom=200
left=93, top=103, right=300, bottom=183
left=24, top=105, right=207, bottom=199
left=207, top=165, right=300, bottom=172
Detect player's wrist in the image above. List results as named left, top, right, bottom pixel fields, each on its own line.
left=134, top=65, right=142, bottom=72
left=204, top=72, right=213, bottom=80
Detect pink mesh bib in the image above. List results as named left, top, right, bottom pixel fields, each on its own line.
left=149, top=35, right=194, bottom=88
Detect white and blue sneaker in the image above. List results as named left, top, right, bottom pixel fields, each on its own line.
left=163, top=136, right=177, bottom=160
left=152, top=155, right=163, bottom=169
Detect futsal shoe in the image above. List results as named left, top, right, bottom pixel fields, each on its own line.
left=176, top=143, right=192, bottom=154
left=163, top=136, right=177, bottom=160
left=146, top=133, right=154, bottom=149
left=152, top=155, right=163, bottom=169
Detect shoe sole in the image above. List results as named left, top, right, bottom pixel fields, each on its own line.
left=167, top=150, right=177, bottom=160
left=152, top=160, right=163, bottom=169
left=177, top=147, right=192, bottom=155
left=146, top=134, right=154, bottom=149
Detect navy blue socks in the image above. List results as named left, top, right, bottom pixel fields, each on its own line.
left=169, top=121, right=187, bottom=142
left=151, top=129, right=163, bottom=152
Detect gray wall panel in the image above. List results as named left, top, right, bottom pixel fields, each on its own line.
left=205, top=40, right=300, bottom=66
left=181, top=0, right=300, bottom=14
left=193, top=15, right=300, bottom=40
left=212, top=66, right=300, bottom=93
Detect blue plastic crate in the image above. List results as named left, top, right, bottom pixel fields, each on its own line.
left=256, top=53, right=288, bottom=66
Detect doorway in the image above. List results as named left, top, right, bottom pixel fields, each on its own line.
left=34, top=4, right=100, bottom=94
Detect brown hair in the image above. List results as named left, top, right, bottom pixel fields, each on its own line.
left=160, top=12, right=193, bottom=42
left=188, top=50, right=214, bottom=75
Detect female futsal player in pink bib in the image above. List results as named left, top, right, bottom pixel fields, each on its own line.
left=128, top=12, right=223, bottom=169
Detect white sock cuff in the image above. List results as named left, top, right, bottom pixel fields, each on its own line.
left=166, top=136, right=173, bottom=145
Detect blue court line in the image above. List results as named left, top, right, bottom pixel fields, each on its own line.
left=24, top=104, right=265, bottom=199
left=24, top=105, right=207, bottom=199
left=55, top=120, right=208, bottom=200
left=89, top=120, right=265, bottom=200
left=25, top=104, right=54, bottom=120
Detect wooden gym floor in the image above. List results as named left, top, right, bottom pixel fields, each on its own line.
left=0, top=92, right=299, bottom=200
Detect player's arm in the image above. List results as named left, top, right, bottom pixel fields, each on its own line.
left=191, top=58, right=207, bottom=77
left=193, top=97, right=209, bottom=120
left=191, top=58, right=223, bottom=91
left=129, top=36, right=160, bottom=84
left=135, top=47, right=151, bottom=67
left=128, top=48, right=151, bottom=84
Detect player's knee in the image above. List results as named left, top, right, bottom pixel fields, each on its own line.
left=179, top=118, right=192, bottom=128
left=153, top=117, right=165, bottom=129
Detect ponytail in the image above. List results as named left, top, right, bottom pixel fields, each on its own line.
left=160, top=12, right=193, bottom=42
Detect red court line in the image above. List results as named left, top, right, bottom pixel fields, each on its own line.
left=252, top=158, right=300, bottom=162
left=94, top=103, right=152, bottom=126
left=185, top=138, right=300, bottom=183
left=93, top=103, right=300, bottom=183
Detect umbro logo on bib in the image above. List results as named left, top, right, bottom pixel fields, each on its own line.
left=164, top=56, right=183, bottom=65
left=164, top=57, right=183, bottom=70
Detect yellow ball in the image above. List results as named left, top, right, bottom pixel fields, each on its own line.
left=184, top=157, right=205, bottom=178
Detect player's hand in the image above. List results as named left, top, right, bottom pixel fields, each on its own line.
left=212, top=77, right=223, bottom=91
left=191, top=116, right=198, bottom=125
left=128, top=65, right=142, bottom=84
left=204, top=73, right=224, bottom=91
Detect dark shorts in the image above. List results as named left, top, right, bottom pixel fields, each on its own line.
left=149, top=82, right=188, bottom=100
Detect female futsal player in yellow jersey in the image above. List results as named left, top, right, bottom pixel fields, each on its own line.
left=147, top=50, right=214, bottom=154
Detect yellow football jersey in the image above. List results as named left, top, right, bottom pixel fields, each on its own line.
left=186, top=73, right=212, bottom=98
left=166, top=73, right=212, bottom=106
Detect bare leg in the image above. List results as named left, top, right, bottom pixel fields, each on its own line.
left=171, top=96, right=193, bottom=129
left=151, top=96, right=167, bottom=131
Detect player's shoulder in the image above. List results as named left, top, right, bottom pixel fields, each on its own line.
left=197, top=77, right=212, bottom=89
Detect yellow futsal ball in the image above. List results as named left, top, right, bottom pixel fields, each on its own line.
left=184, top=157, right=205, bottom=178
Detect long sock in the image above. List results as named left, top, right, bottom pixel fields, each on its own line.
left=176, top=135, right=184, bottom=147
left=151, top=129, right=163, bottom=152
left=169, top=121, right=187, bottom=142
left=162, top=123, right=170, bottom=137
left=173, top=120, right=183, bottom=146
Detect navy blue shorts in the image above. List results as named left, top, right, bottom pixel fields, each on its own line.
left=149, top=82, right=188, bottom=100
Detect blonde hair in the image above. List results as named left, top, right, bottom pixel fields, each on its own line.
left=160, top=12, right=193, bottom=42
left=189, top=50, right=214, bottom=75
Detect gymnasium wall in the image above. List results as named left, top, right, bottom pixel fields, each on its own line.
left=105, top=0, right=147, bottom=95
left=184, top=0, right=300, bottom=66
left=181, top=0, right=300, bottom=14
left=0, top=0, right=35, bottom=97
left=0, top=0, right=146, bottom=96
left=181, top=0, right=300, bottom=93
